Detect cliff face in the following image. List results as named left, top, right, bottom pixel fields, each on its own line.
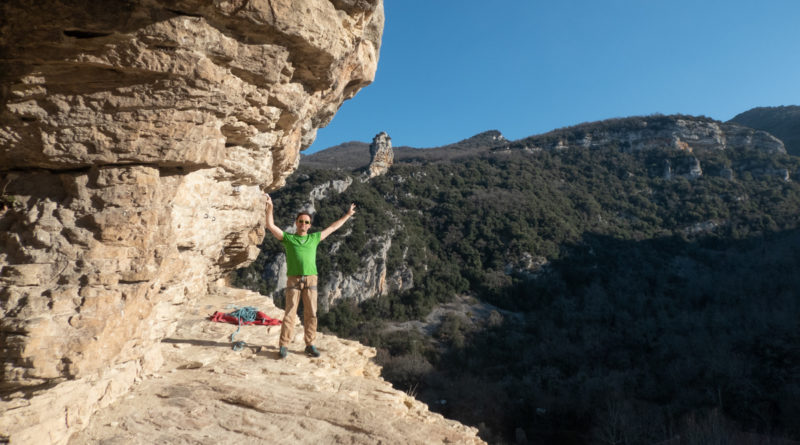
left=0, top=0, right=383, bottom=442
left=257, top=216, right=413, bottom=310
left=504, top=115, right=790, bottom=181
left=368, top=131, right=393, bottom=178
left=317, top=230, right=414, bottom=310
left=729, top=105, right=800, bottom=156
left=511, top=116, right=786, bottom=154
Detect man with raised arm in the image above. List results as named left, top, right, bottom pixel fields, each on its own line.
left=264, top=193, right=356, bottom=359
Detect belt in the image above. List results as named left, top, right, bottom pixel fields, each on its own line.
left=289, top=275, right=317, bottom=290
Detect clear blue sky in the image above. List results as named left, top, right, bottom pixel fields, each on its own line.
left=307, top=0, right=800, bottom=153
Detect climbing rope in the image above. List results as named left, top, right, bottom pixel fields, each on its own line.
left=227, top=305, right=259, bottom=351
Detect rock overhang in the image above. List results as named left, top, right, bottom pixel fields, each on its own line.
left=0, top=1, right=384, bottom=442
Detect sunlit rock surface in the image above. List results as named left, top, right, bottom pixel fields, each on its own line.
left=0, top=0, right=384, bottom=442
left=68, top=289, right=484, bottom=445
left=368, top=131, right=393, bottom=178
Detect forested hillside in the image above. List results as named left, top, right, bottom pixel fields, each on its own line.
left=234, top=115, right=800, bottom=444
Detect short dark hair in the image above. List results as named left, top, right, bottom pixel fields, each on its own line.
left=296, top=211, right=313, bottom=222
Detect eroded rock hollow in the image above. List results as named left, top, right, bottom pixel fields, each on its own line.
left=0, top=0, right=383, bottom=440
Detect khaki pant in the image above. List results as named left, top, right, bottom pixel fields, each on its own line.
left=279, top=275, right=318, bottom=348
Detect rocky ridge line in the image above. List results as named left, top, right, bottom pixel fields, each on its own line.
left=506, top=115, right=785, bottom=154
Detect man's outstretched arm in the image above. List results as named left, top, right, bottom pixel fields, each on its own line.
left=320, top=203, right=356, bottom=241
left=264, top=194, right=283, bottom=240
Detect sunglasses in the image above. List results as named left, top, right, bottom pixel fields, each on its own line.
left=297, top=220, right=311, bottom=225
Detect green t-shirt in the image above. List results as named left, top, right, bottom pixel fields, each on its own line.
left=282, top=231, right=321, bottom=276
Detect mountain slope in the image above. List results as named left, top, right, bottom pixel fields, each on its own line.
left=729, top=105, right=800, bottom=156
left=236, top=113, right=800, bottom=444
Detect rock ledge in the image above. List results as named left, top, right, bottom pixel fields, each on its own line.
left=67, top=287, right=485, bottom=445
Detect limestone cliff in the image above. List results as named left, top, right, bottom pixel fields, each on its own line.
left=505, top=115, right=790, bottom=180
left=258, top=224, right=413, bottom=311
left=729, top=105, right=800, bottom=156
left=0, top=1, right=386, bottom=443
left=510, top=115, right=786, bottom=154
left=367, top=131, right=393, bottom=178
left=318, top=231, right=413, bottom=310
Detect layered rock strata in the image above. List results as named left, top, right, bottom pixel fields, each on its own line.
left=505, top=115, right=791, bottom=180
left=0, top=0, right=384, bottom=442
left=367, top=131, right=393, bottom=178
left=511, top=116, right=786, bottom=154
